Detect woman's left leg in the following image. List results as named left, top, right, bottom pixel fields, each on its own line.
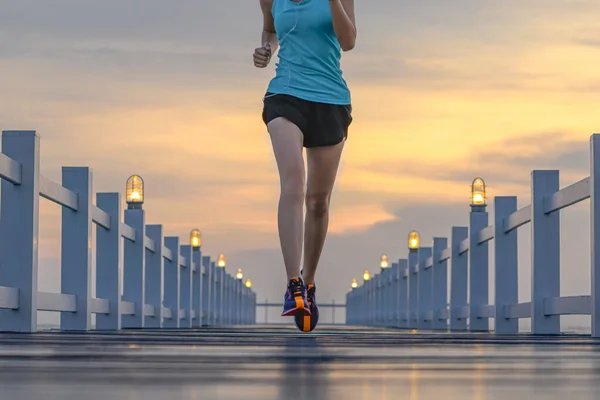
left=302, top=140, right=345, bottom=285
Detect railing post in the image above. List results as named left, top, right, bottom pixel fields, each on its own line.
left=122, top=208, right=146, bottom=328
left=96, top=192, right=122, bottom=330
left=398, top=259, right=408, bottom=328
left=432, top=237, right=448, bottom=330
left=247, top=290, right=251, bottom=325
left=163, top=236, right=180, bottom=328
left=375, top=273, right=382, bottom=326
left=352, top=287, right=357, bottom=325
left=531, top=170, right=560, bottom=335
left=469, top=205, right=489, bottom=332
left=591, top=134, right=600, bottom=338
left=355, top=287, right=360, bottom=325
left=369, top=275, right=375, bottom=326
left=494, top=196, right=518, bottom=334
left=253, top=291, right=257, bottom=324
left=364, top=279, right=371, bottom=325
left=226, top=274, right=232, bottom=325
left=369, top=278, right=375, bottom=326
left=60, top=167, right=93, bottom=331
left=231, top=276, right=237, bottom=325
left=387, top=270, right=392, bottom=326
left=236, top=278, right=242, bottom=325
left=210, top=261, right=217, bottom=325
left=391, top=262, right=399, bottom=326
left=222, top=273, right=229, bottom=325
left=180, top=245, right=193, bottom=328
left=192, top=248, right=202, bottom=328
left=383, top=265, right=397, bottom=326
left=408, top=248, right=418, bottom=328
left=201, top=255, right=211, bottom=326
left=215, top=266, right=223, bottom=325
left=0, top=131, right=40, bottom=332
left=145, top=225, right=164, bottom=328
left=450, top=226, right=468, bottom=331
left=353, top=288, right=357, bottom=325
left=374, top=271, right=384, bottom=326
left=418, top=247, right=432, bottom=329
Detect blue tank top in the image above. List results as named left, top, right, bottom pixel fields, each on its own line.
left=266, top=0, right=351, bottom=105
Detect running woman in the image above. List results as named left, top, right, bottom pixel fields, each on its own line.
left=253, top=0, right=356, bottom=331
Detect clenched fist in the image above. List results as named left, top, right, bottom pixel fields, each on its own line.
left=253, top=42, right=272, bottom=68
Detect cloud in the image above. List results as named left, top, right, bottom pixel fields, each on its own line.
left=359, top=131, right=591, bottom=193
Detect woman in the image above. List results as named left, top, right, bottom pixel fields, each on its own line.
left=253, top=0, right=356, bottom=332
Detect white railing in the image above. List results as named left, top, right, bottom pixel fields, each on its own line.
left=347, top=133, right=600, bottom=337
left=0, top=130, right=257, bottom=332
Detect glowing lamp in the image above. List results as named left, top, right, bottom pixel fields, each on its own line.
left=125, top=175, right=144, bottom=209
left=190, top=229, right=202, bottom=250
left=236, top=268, right=243, bottom=280
left=408, top=230, right=420, bottom=250
left=471, top=177, right=486, bottom=207
left=245, top=278, right=252, bottom=288
left=363, top=269, right=371, bottom=281
left=217, top=253, right=226, bottom=268
left=351, top=278, right=358, bottom=289
left=380, top=254, right=389, bottom=269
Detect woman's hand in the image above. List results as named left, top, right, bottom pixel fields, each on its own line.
left=253, top=43, right=272, bottom=68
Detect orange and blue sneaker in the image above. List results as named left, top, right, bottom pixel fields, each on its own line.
left=281, top=277, right=311, bottom=317
left=295, top=283, right=319, bottom=332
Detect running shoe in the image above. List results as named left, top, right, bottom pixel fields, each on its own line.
left=281, top=277, right=311, bottom=317
left=295, top=282, right=319, bottom=332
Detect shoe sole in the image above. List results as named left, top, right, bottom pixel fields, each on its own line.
left=295, top=310, right=316, bottom=332
left=281, top=306, right=311, bottom=317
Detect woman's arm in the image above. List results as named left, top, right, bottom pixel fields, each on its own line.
left=255, top=0, right=279, bottom=68
left=329, top=0, right=356, bottom=52
left=260, top=0, right=279, bottom=52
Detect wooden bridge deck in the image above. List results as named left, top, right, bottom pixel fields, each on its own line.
left=0, top=325, right=599, bottom=400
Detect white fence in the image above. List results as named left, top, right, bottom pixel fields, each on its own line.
left=347, top=133, right=600, bottom=337
left=0, top=130, right=256, bottom=333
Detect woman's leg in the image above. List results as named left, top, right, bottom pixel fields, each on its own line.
left=267, top=117, right=305, bottom=281
left=302, top=140, right=345, bottom=285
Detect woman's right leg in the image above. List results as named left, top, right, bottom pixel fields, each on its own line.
left=267, top=117, right=305, bottom=281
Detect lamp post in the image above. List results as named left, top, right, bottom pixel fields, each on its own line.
left=123, top=175, right=146, bottom=328
left=407, top=230, right=419, bottom=328
left=351, top=278, right=358, bottom=289
left=217, top=253, right=227, bottom=324
left=244, top=278, right=252, bottom=326
left=362, top=269, right=372, bottom=325
left=190, top=229, right=202, bottom=327
left=469, top=177, right=489, bottom=331
left=233, top=268, right=243, bottom=325
left=216, top=254, right=226, bottom=324
left=378, top=254, right=389, bottom=325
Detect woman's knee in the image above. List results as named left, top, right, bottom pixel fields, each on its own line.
left=280, top=170, right=305, bottom=204
left=305, top=192, right=330, bottom=216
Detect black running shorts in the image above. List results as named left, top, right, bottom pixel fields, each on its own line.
left=262, top=92, right=353, bottom=148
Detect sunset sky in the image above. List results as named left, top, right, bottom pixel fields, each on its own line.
left=1, top=0, right=599, bottom=327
